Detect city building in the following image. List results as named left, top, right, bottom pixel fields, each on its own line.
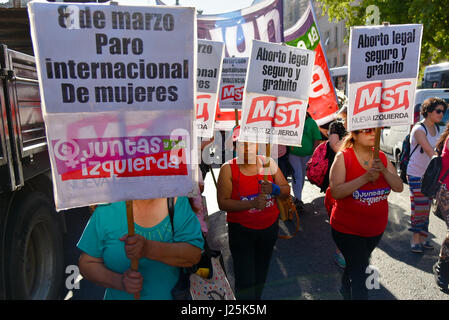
left=284, top=0, right=349, bottom=68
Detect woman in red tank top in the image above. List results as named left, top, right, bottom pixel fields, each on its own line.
left=217, top=141, right=290, bottom=300
left=329, top=128, right=403, bottom=300
left=433, top=124, right=449, bottom=291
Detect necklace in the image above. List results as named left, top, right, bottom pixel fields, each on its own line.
left=354, top=149, right=372, bottom=167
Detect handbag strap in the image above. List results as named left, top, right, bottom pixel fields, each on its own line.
left=410, top=122, right=428, bottom=158
left=439, top=166, right=449, bottom=184
left=167, top=197, right=175, bottom=235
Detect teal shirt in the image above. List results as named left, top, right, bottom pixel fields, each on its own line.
left=77, top=197, right=204, bottom=300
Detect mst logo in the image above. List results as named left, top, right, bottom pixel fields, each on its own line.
left=246, top=96, right=303, bottom=128
left=221, top=85, right=244, bottom=101
left=196, top=94, right=211, bottom=121
left=354, top=81, right=411, bottom=115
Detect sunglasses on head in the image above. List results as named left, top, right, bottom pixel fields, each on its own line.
left=434, top=109, right=445, bottom=114
left=354, top=128, right=375, bottom=134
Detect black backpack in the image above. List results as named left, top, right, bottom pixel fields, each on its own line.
left=398, top=122, right=439, bottom=183
left=421, top=148, right=449, bottom=197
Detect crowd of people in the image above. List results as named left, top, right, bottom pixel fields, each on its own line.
left=76, top=98, right=449, bottom=300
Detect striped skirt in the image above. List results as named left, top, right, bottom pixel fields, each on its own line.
left=408, top=175, right=431, bottom=237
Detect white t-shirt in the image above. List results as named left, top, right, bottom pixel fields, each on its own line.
left=407, top=122, right=440, bottom=177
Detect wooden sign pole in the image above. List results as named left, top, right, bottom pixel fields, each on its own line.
left=373, top=23, right=390, bottom=159
left=373, top=127, right=381, bottom=159
left=264, top=143, right=271, bottom=181
left=125, top=200, right=140, bottom=300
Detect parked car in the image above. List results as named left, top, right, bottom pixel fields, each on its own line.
left=380, top=88, right=449, bottom=167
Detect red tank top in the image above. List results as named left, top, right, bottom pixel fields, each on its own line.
left=330, top=148, right=391, bottom=237
left=227, top=157, right=279, bottom=230
left=439, top=137, right=449, bottom=186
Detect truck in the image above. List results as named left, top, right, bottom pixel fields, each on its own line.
left=0, top=42, right=67, bottom=299
left=0, top=2, right=78, bottom=299
left=421, top=62, right=449, bottom=89
left=329, top=66, right=348, bottom=96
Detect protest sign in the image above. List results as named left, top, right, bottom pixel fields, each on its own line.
left=218, top=57, right=248, bottom=110
left=239, top=40, right=315, bottom=146
left=214, top=107, right=242, bottom=131
left=193, top=0, right=284, bottom=130
left=28, top=2, right=197, bottom=210
left=347, top=24, right=423, bottom=131
left=195, top=40, right=225, bottom=138
left=284, top=2, right=339, bottom=125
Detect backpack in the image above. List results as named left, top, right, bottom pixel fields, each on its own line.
left=421, top=147, right=449, bottom=198
left=306, top=141, right=329, bottom=188
left=398, top=122, right=438, bottom=183
left=421, top=155, right=443, bottom=197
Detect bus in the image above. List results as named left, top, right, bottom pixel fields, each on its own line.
left=330, top=66, right=348, bottom=95
left=422, top=62, right=449, bottom=88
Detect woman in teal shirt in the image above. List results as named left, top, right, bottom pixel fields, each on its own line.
left=77, top=197, right=204, bottom=300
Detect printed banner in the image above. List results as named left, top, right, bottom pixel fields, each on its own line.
left=349, top=24, right=422, bottom=83
left=28, top=2, right=197, bottom=210
left=347, top=24, right=423, bottom=131
left=348, top=78, right=417, bottom=129
left=193, top=0, right=284, bottom=130
left=284, top=2, right=339, bottom=126
left=214, top=106, right=242, bottom=131
left=239, top=40, right=315, bottom=146
left=218, top=57, right=248, bottom=109
left=195, top=40, right=225, bottom=138
left=197, top=0, right=283, bottom=57
left=30, top=3, right=195, bottom=114
left=44, top=111, right=194, bottom=209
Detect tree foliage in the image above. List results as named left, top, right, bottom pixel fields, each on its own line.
left=317, top=0, right=449, bottom=66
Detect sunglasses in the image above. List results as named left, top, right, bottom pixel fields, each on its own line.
left=434, top=109, right=445, bottom=114
left=354, top=128, right=375, bottom=134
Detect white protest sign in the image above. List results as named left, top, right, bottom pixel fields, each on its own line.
left=195, top=40, right=224, bottom=138
left=30, top=3, right=195, bottom=113
left=239, top=40, right=315, bottom=146
left=347, top=24, right=423, bottom=131
left=218, top=57, right=248, bottom=110
left=28, top=2, right=197, bottom=210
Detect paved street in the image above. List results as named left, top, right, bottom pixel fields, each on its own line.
left=203, top=168, right=449, bottom=300
left=63, top=168, right=449, bottom=300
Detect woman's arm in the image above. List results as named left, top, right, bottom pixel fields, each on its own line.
left=144, top=241, right=201, bottom=267
left=414, top=129, right=436, bottom=157
left=78, top=253, right=142, bottom=294
left=216, top=163, right=260, bottom=212
left=260, top=158, right=290, bottom=199
left=121, top=235, right=202, bottom=268
left=329, top=133, right=342, bottom=153
left=373, top=158, right=404, bottom=192
left=329, top=152, right=379, bottom=199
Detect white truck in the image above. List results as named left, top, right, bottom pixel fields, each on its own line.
left=421, top=62, right=449, bottom=89
left=0, top=0, right=105, bottom=300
